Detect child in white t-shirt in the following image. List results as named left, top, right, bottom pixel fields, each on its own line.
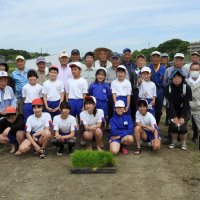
left=17, top=98, right=52, bottom=159
left=65, top=62, right=88, bottom=119
left=42, top=66, right=64, bottom=119
left=111, top=65, right=132, bottom=115
left=134, top=99, right=161, bottom=155
left=80, top=96, right=104, bottom=151
left=52, top=101, right=77, bottom=155
left=137, top=67, right=157, bottom=116
left=22, top=70, right=43, bottom=121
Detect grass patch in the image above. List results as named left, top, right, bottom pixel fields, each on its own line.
left=71, top=150, right=116, bottom=168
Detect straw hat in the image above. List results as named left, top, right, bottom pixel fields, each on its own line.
left=93, top=47, right=113, bottom=60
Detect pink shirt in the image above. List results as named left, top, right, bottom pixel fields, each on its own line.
left=57, top=65, right=73, bottom=87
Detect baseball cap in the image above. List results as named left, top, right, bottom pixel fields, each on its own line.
left=32, top=98, right=43, bottom=106
left=71, top=49, right=80, bottom=55
left=59, top=51, right=69, bottom=58
left=115, top=100, right=125, bottom=108
left=111, top=53, right=120, bottom=59
left=151, top=51, right=161, bottom=56
left=117, top=65, right=126, bottom=71
left=136, top=54, right=146, bottom=59
left=97, top=67, right=107, bottom=74
left=16, top=55, right=25, bottom=61
left=0, top=71, right=8, bottom=78
left=70, top=62, right=82, bottom=70
left=5, top=106, right=17, bottom=114
left=174, top=53, right=184, bottom=59
left=49, top=65, right=59, bottom=72
left=123, top=48, right=131, bottom=54
left=191, top=52, right=200, bottom=57
left=137, top=99, right=148, bottom=107
left=141, top=66, right=151, bottom=73
left=84, top=96, right=96, bottom=104
left=161, top=53, right=169, bottom=58
left=36, top=56, right=46, bottom=64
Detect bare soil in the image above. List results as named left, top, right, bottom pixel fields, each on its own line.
left=0, top=116, right=200, bottom=200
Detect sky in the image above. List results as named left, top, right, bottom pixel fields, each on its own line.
left=1, top=0, right=200, bottom=56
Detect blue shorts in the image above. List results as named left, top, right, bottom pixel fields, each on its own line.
left=7, top=134, right=17, bottom=144
left=144, top=130, right=161, bottom=142
left=47, top=100, right=61, bottom=119
left=23, top=103, right=34, bottom=122
left=109, top=135, right=131, bottom=144
left=68, top=99, right=83, bottom=118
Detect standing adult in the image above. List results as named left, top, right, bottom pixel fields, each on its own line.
left=161, top=53, right=171, bottom=68
left=0, top=71, right=16, bottom=118
left=148, top=51, right=166, bottom=124
left=11, top=55, right=28, bottom=114
left=57, top=51, right=72, bottom=89
left=81, top=51, right=97, bottom=86
left=94, top=47, right=112, bottom=68
left=69, top=49, right=81, bottom=63
left=184, top=52, right=200, bottom=73
left=36, top=56, right=48, bottom=85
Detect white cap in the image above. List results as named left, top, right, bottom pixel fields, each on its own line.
left=174, top=53, right=184, bottom=59
left=15, top=55, right=25, bottom=61
left=69, top=62, right=82, bottom=70
left=117, top=65, right=126, bottom=71
left=0, top=71, right=8, bottom=78
left=151, top=51, right=161, bottom=56
left=84, top=96, right=97, bottom=104
left=98, top=67, right=107, bottom=74
left=59, top=51, right=69, bottom=58
left=141, top=66, right=151, bottom=73
left=115, top=100, right=125, bottom=108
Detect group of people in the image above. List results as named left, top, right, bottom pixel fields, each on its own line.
left=0, top=47, right=199, bottom=159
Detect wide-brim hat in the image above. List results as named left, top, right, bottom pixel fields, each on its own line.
left=93, top=47, right=113, bottom=60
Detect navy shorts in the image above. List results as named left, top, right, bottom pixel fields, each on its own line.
left=144, top=130, right=161, bottom=142
left=7, top=134, right=17, bottom=144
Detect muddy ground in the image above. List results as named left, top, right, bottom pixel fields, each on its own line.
left=0, top=116, right=200, bottom=200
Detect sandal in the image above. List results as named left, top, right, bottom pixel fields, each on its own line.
left=134, top=147, right=142, bottom=155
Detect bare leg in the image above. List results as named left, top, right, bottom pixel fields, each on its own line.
left=94, top=128, right=103, bottom=151
left=110, top=142, right=120, bottom=155
left=83, top=131, right=93, bottom=150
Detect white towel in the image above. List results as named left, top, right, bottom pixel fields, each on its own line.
left=0, top=86, right=12, bottom=102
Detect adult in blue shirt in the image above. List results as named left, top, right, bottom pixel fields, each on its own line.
left=148, top=51, right=166, bottom=124
left=11, top=55, right=28, bottom=114
left=0, top=71, right=16, bottom=118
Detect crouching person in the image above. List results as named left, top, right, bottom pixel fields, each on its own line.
left=52, top=102, right=77, bottom=155
left=80, top=96, right=104, bottom=151
left=134, top=99, right=161, bottom=155
left=0, top=106, right=25, bottom=154
left=109, top=100, right=134, bottom=155
left=17, top=98, right=52, bottom=159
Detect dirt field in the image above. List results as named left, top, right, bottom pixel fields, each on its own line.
left=0, top=117, right=200, bottom=200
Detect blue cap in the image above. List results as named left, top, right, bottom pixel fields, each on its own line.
left=123, top=48, right=131, bottom=54
left=111, top=53, right=120, bottom=59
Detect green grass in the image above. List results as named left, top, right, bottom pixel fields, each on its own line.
left=71, top=150, right=116, bottom=168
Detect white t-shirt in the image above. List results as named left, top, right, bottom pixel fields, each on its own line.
left=26, top=112, right=52, bottom=133
left=65, top=77, right=88, bottom=99
left=111, top=79, right=132, bottom=96
left=138, top=80, right=157, bottom=99
left=22, top=83, right=43, bottom=103
left=53, top=114, right=77, bottom=134
left=80, top=109, right=104, bottom=126
left=136, top=110, right=157, bottom=130
left=42, top=79, right=64, bottom=101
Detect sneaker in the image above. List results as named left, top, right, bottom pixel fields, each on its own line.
left=181, top=144, right=187, bottom=150
left=57, top=145, right=64, bottom=156
left=168, top=143, right=176, bottom=149
left=146, top=142, right=152, bottom=147
left=121, top=147, right=129, bottom=155
left=40, top=149, right=46, bottom=159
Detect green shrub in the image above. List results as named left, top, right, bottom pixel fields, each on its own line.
left=71, top=150, right=116, bottom=168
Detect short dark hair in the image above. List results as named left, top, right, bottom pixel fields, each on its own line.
left=60, top=101, right=71, bottom=111
left=49, top=67, right=59, bottom=73
left=190, top=62, right=200, bottom=69
left=27, top=70, right=38, bottom=78
left=84, top=51, right=94, bottom=59
left=137, top=99, right=148, bottom=108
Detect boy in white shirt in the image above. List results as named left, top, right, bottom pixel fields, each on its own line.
left=17, top=98, right=52, bottom=159
left=52, top=101, right=77, bottom=155
left=65, top=62, right=88, bottom=120
left=111, top=65, right=132, bottom=115
left=137, top=67, right=157, bottom=116
left=42, top=66, right=64, bottom=119
left=80, top=96, right=104, bottom=151
left=134, top=99, right=161, bottom=155
left=22, top=70, right=43, bottom=121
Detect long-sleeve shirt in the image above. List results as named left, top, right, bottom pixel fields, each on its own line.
left=110, top=114, right=133, bottom=138
left=0, top=114, right=25, bottom=135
